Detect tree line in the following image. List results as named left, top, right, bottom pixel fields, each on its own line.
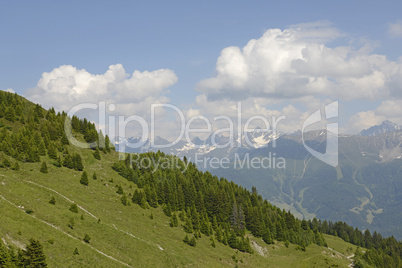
left=112, top=152, right=327, bottom=253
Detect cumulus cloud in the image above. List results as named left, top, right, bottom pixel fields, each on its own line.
left=27, top=64, right=177, bottom=112
left=388, top=21, right=402, bottom=38
left=197, top=22, right=401, bottom=102
left=191, top=94, right=317, bottom=134
left=25, top=64, right=178, bottom=138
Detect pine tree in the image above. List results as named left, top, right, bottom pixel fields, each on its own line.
left=228, top=231, right=238, bottom=249
left=210, top=236, right=216, bottom=248
left=92, top=172, right=98, bottom=180
left=184, top=215, right=193, bottom=233
left=105, top=135, right=111, bottom=153
left=0, top=239, right=12, bottom=267
left=40, top=161, right=48, bottom=173
left=80, top=171, right=88, bottom=186
left=121, top=193, right=129, bottom=206
left=11, top=161, right=20, bottom=171
left=5, top=107, right=15, bottom=122
left=83, top=234, right=91, bottom=243
left=67, top=218, right=76, bottom=231
left=73, top=248, right=79, bottom=255
left=170, top=213, right=179, bottom=227
left=163, top=203, right=172, bottom=217
left=69, top=203, right=79, bottom=213
left=21, top=238, right=47, bottom=267
left=61, top=133, right=69, bottom=145
left=263, top=228, right=273, bottom=244
left=116, top=185, right=124, bottom=195
left=73, top=154, right=83, bottom=171
left=38, top=140, right=46, bottom=156
left=47, top=144, right=57, bottom=159
left=49, top=197, right=56, bottom=205
left=188, top=237, right=196, bottom=247
left=93, top=148, right=101, bottom=160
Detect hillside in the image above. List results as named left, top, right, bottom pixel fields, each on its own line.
left=120, top=127, right=402, bottom=240
left=0, top=91, right=400, bottom=267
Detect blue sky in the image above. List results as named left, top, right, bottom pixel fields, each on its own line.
left=1, top=0, right=402, bottom=137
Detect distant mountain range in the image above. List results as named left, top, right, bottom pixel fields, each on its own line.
left=114, top=121, right=402, bottom=239
left=359, top=120, right=400, bottom=136
left=114, top=128, right=283, bottom=159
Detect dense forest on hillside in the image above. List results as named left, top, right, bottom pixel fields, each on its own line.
left=0, top=90, right=401, bottom=267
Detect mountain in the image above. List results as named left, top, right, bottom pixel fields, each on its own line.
left=212, top=129, right=402, bottom=240
left=359, top=120, right=400, bottom=136
left=3, top=91, right=388, bottom=267
left=116, top=126, right=402, bottom=241
left=114, top=130, right=283, bottom=161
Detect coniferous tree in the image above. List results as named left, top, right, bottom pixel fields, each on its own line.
left=47, top=144, right=57, bottom=159
left=93, top=148, right=101, bottom=160
left=83, top=234, right=91, bottom=243
left=163, top=203, right=172, bottom=217
left=0, top=239, right=13, bottom=267
left=227, top=230, right=238, bottom=249
left=121, top=193, right=129, bottom=206
left=3, top=158, right=11, bottom=168
left=188, top=236, right=196, bottom=247
left=38, top=140, right=46, bottom=156
left=73, top=154, right=83, bottom=171
left=4, top=107, right=15, bottom=122
left=20, top=238, right=47, bottom=267
left=69, top=204, right=79, bottom=214
left=184, top=215, right=193, bottom=233
left=105, top=135, right=111, bottom=153
left=210, top=236, right=216, bottom=248
left=11, top=161, right=20, bottom=171
left=61, top=133, right=69, bottom=145
left=92, top=172, right=97, bottom=180
left=170, top=213, right=179, bottom=227
left=49, top=197, right=56, bottom=205
left=80, top=171, right=88, bottom=186
left=73, top=248, right=79, bottom=255
left=183, top=235, right=189, bottom=244
left=68, top=218, right=75, bottom=229
left=40, top=161, right=48, bottom=174
left=116, top=185, right=124, bottom=195
left=263, top=228, right=273, bottom=244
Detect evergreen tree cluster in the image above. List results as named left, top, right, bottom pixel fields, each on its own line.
left=0, top=91, right=112, bottom=169
left=311, top=219, right=402, bottom=267
left=0, top=237, right=47, bottom=267
left=112, top=152, right=328, bottom=253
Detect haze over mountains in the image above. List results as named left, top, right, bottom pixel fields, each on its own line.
left=115, top=121, right=402, bottom=240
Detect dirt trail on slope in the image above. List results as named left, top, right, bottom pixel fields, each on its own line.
left=0, top=194, right=133, bottom=267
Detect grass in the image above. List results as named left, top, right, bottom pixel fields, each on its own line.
left=1, top=145, right=356, bottom=267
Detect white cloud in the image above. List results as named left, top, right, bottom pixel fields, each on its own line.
left=192, top=94, right=316, bottom=134
left=344, top=100, right=402, bottom=134
left=28, top=64, right=177, bottom=112
left=345, top=111, right=385, bottom=134
left=25, top=64, right=178, bottom=138
left=4, top=88, right=15, bottom=93
left=197, top=22, right=401, bottom=102
left=388, top=21, right=402, bottom=38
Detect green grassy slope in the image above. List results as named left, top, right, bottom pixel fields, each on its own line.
left=0, top=150, right=354, bottom=267
left=0, top=91, right=356, bottom=267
